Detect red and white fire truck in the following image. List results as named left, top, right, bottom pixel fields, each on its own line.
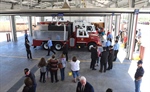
left=32, top=20, right=102, bottom=51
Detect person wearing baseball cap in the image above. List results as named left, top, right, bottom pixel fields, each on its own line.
left=134, top=60, right=144, bottom=92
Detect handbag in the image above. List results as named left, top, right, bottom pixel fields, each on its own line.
left=58, top=63, right=63, bottom=69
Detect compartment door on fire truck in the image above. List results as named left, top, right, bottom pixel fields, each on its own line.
left=69, top=38, right=75, bottom=47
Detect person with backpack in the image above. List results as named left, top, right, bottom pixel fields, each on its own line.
left=59, top=54, right=66, bottom=81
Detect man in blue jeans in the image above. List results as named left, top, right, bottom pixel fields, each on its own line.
left=134, top=60, right=144, bottom=92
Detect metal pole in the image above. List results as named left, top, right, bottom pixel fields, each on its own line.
left=28, top=16, right=33, bottom=36
left=10, top=15, right=17, bottom=41
left=64, top=24, right=66, bottom=41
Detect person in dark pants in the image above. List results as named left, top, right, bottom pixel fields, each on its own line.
left=113, top=40, right=119, bottom=61
left=47, top=37, right=56, bottom=56
left=48, top=55, right=59, bottom=83
left=62, top=41, right=68, bottom=61
left=24, top=68, right=37, bottom=92
left=134, top=60, right=144, bottom=92
left=99, top=47, right=109, bottom=73
left=107, top=46, right=114, bottom=70
left=25, top=39, right=32, bottom=59
left=76, top=76, right=94, bottom=92
left=38, top=57, right=47, bottom=83
left=90, top=45, right=98, bottom=70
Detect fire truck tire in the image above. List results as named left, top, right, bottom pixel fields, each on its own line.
left=87, top=42, right=96, bottom=51
left=43, top=42, right=48, bottom=50
left=54, top=42, right=63, bottom=51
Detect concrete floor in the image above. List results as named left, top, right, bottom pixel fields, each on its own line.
left=0, top=34, right=148, bottom=92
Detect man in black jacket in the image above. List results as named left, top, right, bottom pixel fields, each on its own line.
left=107, top=46, right=114, bottom=70
left=99, top=47, right=109, bottom=73
left=62, top=41, right=68, bottom=61
left=76, top=76, right=94, bottom=92
left=24, top=68, right=37, bottom=92
left=90, top=45, right=98, bottom=70
left=25, top=39, right=32, bottom=59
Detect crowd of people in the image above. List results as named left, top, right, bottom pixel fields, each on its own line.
left=23, top=29, right=144, bottom=92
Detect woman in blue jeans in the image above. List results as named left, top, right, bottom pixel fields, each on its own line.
left=59, top=54, right=66, bottom=81
left=70, top=56, right=80, bottom=83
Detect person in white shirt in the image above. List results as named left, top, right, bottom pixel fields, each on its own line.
left=70, top=56, right=80, bottom=83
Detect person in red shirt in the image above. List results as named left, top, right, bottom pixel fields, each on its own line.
left=123, top=36, right=128, bottom=49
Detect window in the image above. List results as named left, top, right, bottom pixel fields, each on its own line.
left=87, top=26, right=93, bottom=31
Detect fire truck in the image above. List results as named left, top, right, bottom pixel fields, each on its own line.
left=32, top=20, right=102, bottom=51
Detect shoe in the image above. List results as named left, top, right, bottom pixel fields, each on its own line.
left=99, top=70, right=102, bottom=72
left=43, top=80, right=46, bottom=83
left=73, top=80, right=76, bottom=83
left=47, top=55, right=49, bottom=56
left=104, top=70, right=106, bottom=73
left=107, top=68, right=110, bottom=70
left=39, top=80, right=41, bottom=82
left=56, top=80, right=59, bottom=83
left=92, top=68, right=97, bottom=70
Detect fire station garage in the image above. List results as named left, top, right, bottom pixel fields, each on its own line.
left=0, top=0, right=150, bottom=92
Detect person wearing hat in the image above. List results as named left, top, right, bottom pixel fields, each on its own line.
left=134, top=60, right=144, bottom=92
left=24, top=68, right=37, bottom=92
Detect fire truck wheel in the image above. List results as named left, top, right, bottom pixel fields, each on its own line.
left=87, top=43, right=96, bottom=51
left=43, top=42, right=48, bottom=50
left=54, top=42, right=63, bottom=51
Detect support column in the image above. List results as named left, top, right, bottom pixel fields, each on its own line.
left=114, top=15, right=121, bottom=37
left=28, top=16, right=33, bottom=36
left=40, top=17, right=44, bottom=22
left=126, top=0, right=136, bottom=59
left=126, top=10, right=138, bottom=59
left=104, top=16, right=107, bottom=30
left=10, top=15, right=17, bottom=41
left=109, top=15, right=113, bottom=32
left=107, top=16, right=110, bottom=32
